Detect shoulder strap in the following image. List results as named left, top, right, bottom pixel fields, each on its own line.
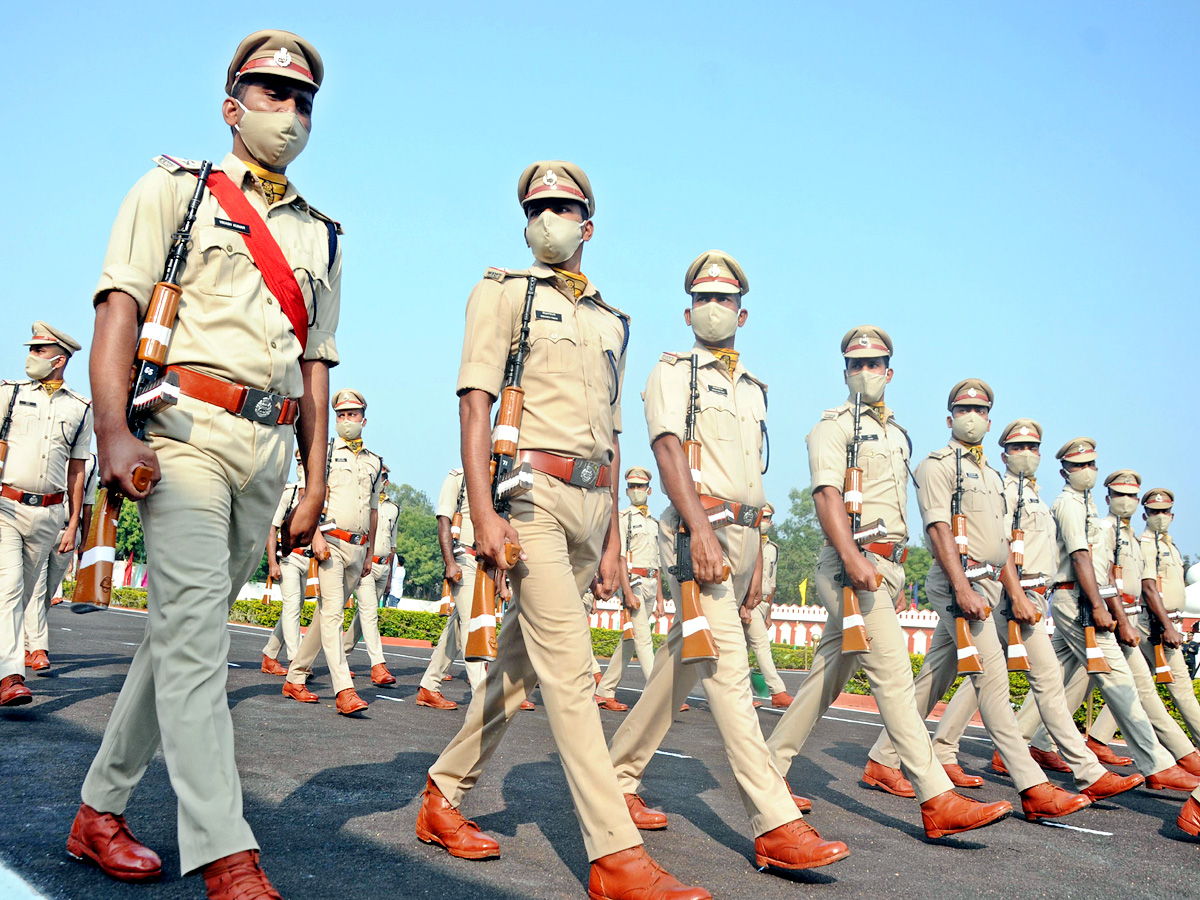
left=325, top=221, right=338, bottom=275
left=68, top=398, right=91, bottom=451
left=203, top=171, right=309, bottom=353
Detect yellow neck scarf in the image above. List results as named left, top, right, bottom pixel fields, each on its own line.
left=552, top=268, right=588, bottom=299
left=710, top=347, right=739, bottom=376
left=42, top=380, right=63, bottom=396
left=964, top=443, right=984, bottom=466
left=244, top=158, right=288, bottom=205
left=345, top=439, right=363, bottom=454
left=634, top=504, right=648, bottom=516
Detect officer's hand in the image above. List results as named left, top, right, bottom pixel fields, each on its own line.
left=58, top=529, right=76, bottom=555
left=311, top=531, right=331, bottom=562
left=361, top=557, right=372, bottom=579
left=1092, top=603, right=1116, bottom=632
left=689, top=524, right=725, bottom=584
left=626, top=592, right=642, bottom=611
left=655, top=600, right=666, bottom=619
left=1117, top=621, right=1141, bottom=648
left=286, top=493, right=323, bottom=551
left=595, top=545, right=621, bottom=600
left=1164, top=622, right=1185, bottom=649
left=743, top=580, right=763, bottom=611
left=445, top=560, right=462, bottom=584
left=497, top=572, right=512, bottom=602
left=957, top=586, right=990, bottom=621
left=476, top=511, right=524, bottom=571
left=844, top=553, right=882, bottom=594
left=1011, top=591, right=1040, bottom=626
left=100, top=431, right=160, bottom=500
left=739, top=604, right=753, bottom=625
left=268, top=559, right=282, bottom=582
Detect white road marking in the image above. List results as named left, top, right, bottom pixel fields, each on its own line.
left=0, top=862, right=49, bottom=900
left=654, top=750, right=692, bottom=759
left=228, top=662, right=241, bottom=668
left=1041, top=821, right=1113, bottom=836
left=59, top=627, right=71, bottom=632
left=375, top=695, right=405, bottom=702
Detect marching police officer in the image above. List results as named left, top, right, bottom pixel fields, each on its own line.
left=343, top=463, right=398, bottom=686
left=260, top=453, right=308, bottom=674
left=741, top=501, right=792, bottom=709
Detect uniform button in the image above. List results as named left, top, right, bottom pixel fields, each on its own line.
left=226, top=244, right=234, bottom=252
left=271, top=341, right=277, bottom=348
left=267, top=298, right=275, bottom=305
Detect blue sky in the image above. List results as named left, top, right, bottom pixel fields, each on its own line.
left=3, top=3, right=1197, bottom=555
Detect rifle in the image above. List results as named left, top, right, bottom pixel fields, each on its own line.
left=74, top=160, right=213, bottom=612
left=670, top=352, right=723, bottom=663
left=440, top=477, right=466, bottom=616
left=0, top=383, right=19, bottom=482
left=620, top=508, right=635, bottom=641
left=1152, top=532, right=1174, bottom=684
left=464, top=277, right=536, bottom=661
left=1002, top=472, right=1032, bottom=671
left=1078, top=490, right=1112, bottom=674
left=837, top=392, right=883, bottom=655
left=950, top=448, right=985, bottom=674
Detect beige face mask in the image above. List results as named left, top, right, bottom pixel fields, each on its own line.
left=1005, top=449, right=1039, bottom=478
left=691, top=302, right=739, bottom=344
left=1109, top=495, right=1137, bottom=519
left=525, top=211, right=585, bottom=264
left=627, top=487, right=648, bottom=506
left=951, top=411, right=988, bottom=445
left=846, top=370, right=886, bottom=404
left=1146, top=512, right=1172, bottom=533
left=25, top=353, right=62, bottom=381
left=336, top=418, right=363, bottom=441
left=1066, top=467, right=1097, bottom=492
left=235, top=100, right=310, bottom=168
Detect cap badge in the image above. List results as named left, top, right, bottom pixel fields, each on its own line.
left=542, top=169, right=558, bottom=187
left=1077, top=444, right=1085, bottom=453
left=1018, top=427, right=1029, bottom=435
left=967, top=388, right=977, bottom=397
left=1154, top=494, right=1163, bottom=501
left=858, top=335, right=870, bottom=347
left=273, top=47, right=292, bottom=68
left=708, top=263, right=721, bottom=278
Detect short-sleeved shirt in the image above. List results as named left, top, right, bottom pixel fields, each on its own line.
left=807, top=399, right=910, bottom=544
left=761, top=539, right=779, bottom=596
left=620, top=506, right=661, bottom=570
left=436, top=468, right=474, bottom=549
left=94, top=153, right=341, bottom=400
left=1094, top=515, right=1144, bottom=596
left=82, top=454, right=99, bottom=507
left=915, top=441, right=1008, bottom=569
left=456, top=263, right=628, bottom=463
left=1003, top=473, right=1056, bottom=579
left=325, top=437, right=381, bottom=535
left=374, top=498, right=400, bottom=557
left=643, top=342, right=767, bottom=507
left=270, top=482, right=304, bottom=529
left=1051, top=485, right=1104, bottom=585
left=0, top=380, right=93, bottom=494
left=1141, top=530, right=1185, bottom=611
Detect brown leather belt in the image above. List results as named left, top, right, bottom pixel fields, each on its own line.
left=372, top=554, right=389, bottom=564
left=1026, top=584, right=1048, bottom=595
left=167, top=366, right=298, bottom=426
left=1, top=485, right=64, bottom=507
left=456, top=545, right=477, bottom=558
left=629, top=566, right=652, bottom=577
left=700, top=495, right=763, bottom=528
left=520, top=450, right=611, bottom=489
left=326, top=528, right=368, bottom=545
left=1055, top=581, right=1077, bottom=592
left=864, top=541, right=908, bottom=564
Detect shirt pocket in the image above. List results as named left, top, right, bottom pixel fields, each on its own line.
left=285, top=243, right=331, bottom=321
left=191, top=225, right=253, bottom=297
left=699, top=390, right=738, bottom=442
left=528, top=320, right=579, bottom=375
left=10, top=401, right=39, bottom=437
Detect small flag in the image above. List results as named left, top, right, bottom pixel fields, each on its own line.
left=799, top=578, right=808, bottom=605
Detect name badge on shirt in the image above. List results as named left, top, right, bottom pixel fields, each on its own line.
left=535, top=310, right=562, bottom=322
left=965, top=472, right=979, bottom=479
left=214, top=217, right=250, bottom=234
left=706, top=385, right=728, bottom=395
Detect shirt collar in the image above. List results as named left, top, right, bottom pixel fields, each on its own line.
left=220, top=152, right=306, bottom=211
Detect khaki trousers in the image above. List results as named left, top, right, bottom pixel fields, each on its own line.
left=24, top=532, right=72, bottom=653
left=1024, top=590, right=1176, bottom=776
left=608, top=512, right=799, bottom=838
left=286, top=537, right=363, bottom=694
left=597, top=578, right=656, bottom=699
left=420, top=554, right=486, bottom=693
left=930, top=594, right=1108, bottom=790
left=428, top=472, right=642, bottom=861
left=1120, top=613, right=1200, bottom=742
left=262, top=551, right=307, bottom=662
left=343, top=560, right=388, bottom=666
left=768, top=546, right=952, bottom=802
left=81, top=403, right=289, bottom=873
left=0, top=500, right=62, bottom=678
left=869, top=567, right=1046, bottom=792
left=742, top=600, right=785, bottom=696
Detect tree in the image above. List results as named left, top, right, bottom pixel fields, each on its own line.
left=902, top=544, right=933, bottom=609
left=389, top=483, right=441, bottom=598
left=388, top=482, right=434, bottom=516
left=116, top=498, right=145, bottom=562
left=773, top=487, right=825, bottom=605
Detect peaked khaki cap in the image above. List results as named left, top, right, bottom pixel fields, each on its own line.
left=518, top=161, right=594, bottom=217
left=1142, top=488, right=1174, bottom=509
left=624, top=466, right=652, bottom=485
left=332, top=388, right=366, bottom=411
left=227, top=30, right=323, bottom=95
left=841, top=325, right=893, bottom=358
left=25, top=321, right=81, bottom=355
left=1104, top=469, right=1142, bottom=494
left=762, top=502, right=775, bottom=517
left=1055, top=437, right=1097, bottom=463
left=685, top=250, right=748, bottom=296
left=998, top=418, right=1043, bottom=446
left=947, top=378, right=993, bottom=410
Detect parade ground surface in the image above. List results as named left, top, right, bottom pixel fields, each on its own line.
left=3, top=607, right=1197, bottom=900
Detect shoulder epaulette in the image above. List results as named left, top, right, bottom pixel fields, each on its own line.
left=659, top=351, right=688, bottom=365
left=484, top=266, right=511, bottom=282
left=307, top=205, right=344, bottom=235
left=928, top=446, right=954, bottom=460
left=449, top=467, right=464, bottom=476
left=152, top=154, right=205, bottom=174
left=62, top=387, right=91, bottom=406
left=1098, top=518, right=1113, bottom=530
left=1, top=379, right=31, bottom=387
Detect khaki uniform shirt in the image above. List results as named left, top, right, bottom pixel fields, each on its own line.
left=1095, top=515, right=1144, bottom=597
left=1003, top=474, right=1056, bottom=579
left=325, top=438, right=381, bottom=535
left=808, top=398, right=910, bottom=543
left=1051, top=485, right=1105, bottom=585
left=436, top=469, right=474, bottom=549
left=761, top=538, right=779, bottom=597
left=457, top=264, right=628, bottom=463
left=374, top=498, right=400, bottom=557
left=643, top=342, right=767, bottom=507
left=1141, top=530, right=1185, bottom=611
left=83, top=454, right=99, bottom=507
left=915, top=440, right=1007, bottom=570
left=270, top=482, right=304, bottom=529
left=0, top=380, right=93, bottom=493
left=619, top=506, right=661, bottom=571
left=95, top=152, right=341, bottom=400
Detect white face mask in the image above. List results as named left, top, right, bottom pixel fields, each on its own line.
left=626, top=487, right=648, bottom=506
left=1146, top=512, right=1172, bottom=533
left=690, top=301, right=740, bottom=344
left=846, top=370, right=887, bottom=404
left=759, top=520, right=772, bottom=535
left=1108, top=495, right=1138, bottom=519
left=337, top=419, right=363, bottom=441
left=235, top=99, right=310, bottom=168
left=525, top=210, right=585, bottom=264
left=1065, top=467, right=1097, bottom=492
left=25, top=353, right=62, bottom=381
left=951, top=411, right=988, bottom=445
left=1005, top=449, right=1040, bottom=478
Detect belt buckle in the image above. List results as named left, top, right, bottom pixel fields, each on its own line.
left=568, top=458, right=600, bottom=489
left=23, top=493, right=42, bottom=507
left=735, top=504, right=761, bottom=528
left=891, top=545, right=907, bottom=564
left=240, top=388, right=281, bottom=425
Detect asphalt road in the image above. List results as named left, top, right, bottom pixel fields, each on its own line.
left=2, top=606, right=1198, bottom=900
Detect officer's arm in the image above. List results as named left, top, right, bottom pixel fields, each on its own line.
left=58, top=458, right=86, bottom=554
left=436, top=516, right=458, bottom=570
left=287, top=360, right=329, bottom=549
left=927, top=521, right=988, bottom=620
left=595, top=432, right=622, bottom=599
left=459, top=389, right=522, bottom=566
left=743, top=540, right=765, bottom=609
left=362, top=508, right=378, bottom=578
left=1069, top=548, right=1115, bottom=630
left=1143, top=577, right=1183, bottom=647
left=652, top=432, right=723, bottom=583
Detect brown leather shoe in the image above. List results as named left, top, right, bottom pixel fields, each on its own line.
left=784, top=780, right=812, bottom=813
left=921, top=790, right=1012, bottom=839
left=371, top=663, right=397, bottom=686
left=519, top=699, right=536, bottom=710
left=943, top=763, right=984, bottom=788
left=862, top=759, right=915, bottom=798
left=1176, top=751, right=1200, bottom=777
left=1082, top=771, right=1144, bottom=802
left=679, top=703, right=690, bottom=712
left=599, top=697, right=629, bottom=712
left=1086, top=736, right=1133, bottom=767
left=416, top=687, right=458, bottom=710
left=29, top=649, right=50, bottom=673
left=990, top=750, right=1009, bottom=775
left=625, top=793, right=668, bottom=830
left=1146, top=765, right=1200, bottom=793
left=771, top=691, right=794, bottom=708
left=589, top=845, right=710, bottom=900
left=24, top=650, right=33, bottom=667
left=1020, top=782, right=1091, bottom=822
left=260, top=654, right=287, bottom=676
left=201, top=849, right=281, bottom=900
left=1177, top=797, right=1200, bottom=837
left=0, top=674, right=32, bottom=706
left=282, top=681, right=318, bottom=703
left=442, top=673, right=454, bottom=681
left=752, top=699, right=763, bottom=708
left=415, top=776, right=500, bottom=859
left=336, top=688, right=368, bottom=715
left=1029, top=745, right=1072, bottom=773
left=594, top=672, right=602, bottom=687
left=66, top=802, right=162, bottom=883
left=754, top=819, right=850, bottom=870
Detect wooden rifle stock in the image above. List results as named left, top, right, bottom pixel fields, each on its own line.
left=262, top=574, right=273, bottom=605
left=1006, top=619, right=1030, bottom=672
left=72, top=466, right=153, bottom=612
left=465, top=542, right=518, bottom=662
left=305, top=556, right=319, bottom=599
left=1151, top=533, right=1173, bottom=683
left=950, top=449, right=984, bottom=674
left=620, top=607, right=633, bottom=641
left=438, top=576, right=454, bottom=616
left=839, top=394, right=873, bottom=655
left=1079, top=494, right=1112, bottom=675
left=1005, top=472, right=1031, bottom=671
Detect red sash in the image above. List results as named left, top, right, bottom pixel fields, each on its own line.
left=203, top=171, right=309, bottom=352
